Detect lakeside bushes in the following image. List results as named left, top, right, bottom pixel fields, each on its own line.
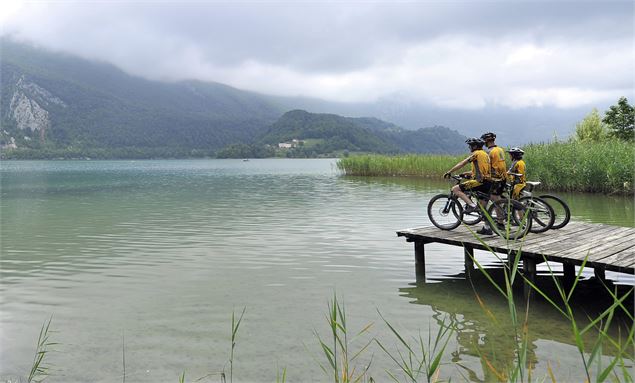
left=337, top=139, right=634, bottom=194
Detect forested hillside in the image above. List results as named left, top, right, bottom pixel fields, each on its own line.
left=1, top=40, right=284, bottom=158
left=1, top=40, right=466, bottom=159
left=236, top=110, right=466, bottom=158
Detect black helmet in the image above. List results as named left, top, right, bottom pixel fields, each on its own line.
left=465, top=137, right=484, bottom=147
left=507, top=147, right=524, bottom=157
left=480, top=132, right=496, bottom=141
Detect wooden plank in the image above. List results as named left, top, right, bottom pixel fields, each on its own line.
left=538, top=227, right=634, bottom=257
left=548, top=226, right=633, bottom=252
left=522, top=225, right=621, bottom=255
left=565, top=233, right=635, bottom=263
left=600, top=248, right=635, bottom=268
left=514, top=224, right=600, bottom=249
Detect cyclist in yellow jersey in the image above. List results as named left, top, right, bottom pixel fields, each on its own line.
left=480, top=132, right=507, bottom=191
left=507, top=147, right=526, bottom=198
left=443, top=137, right=492, bottom=214
left=478, top=132, right=507, bottom=234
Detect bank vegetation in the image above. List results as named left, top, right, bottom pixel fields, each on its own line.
left=338, top=98, right=634, bottom=194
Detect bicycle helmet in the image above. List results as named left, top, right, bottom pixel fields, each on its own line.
left=465, top=137, right=485, bottom=147
left=480, top=132, right=496, bottom=141
left=507, top=147, right=524, bottom=158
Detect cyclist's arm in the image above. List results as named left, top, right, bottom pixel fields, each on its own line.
left=445, top=156, right=471, bottom=175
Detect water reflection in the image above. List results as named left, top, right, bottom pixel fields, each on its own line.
left=400, top=268, right=634, bottom=381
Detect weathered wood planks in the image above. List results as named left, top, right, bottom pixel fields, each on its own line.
left=397, top=221, right=635, bottom=275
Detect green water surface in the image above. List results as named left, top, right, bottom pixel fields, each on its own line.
left=1, top=160, right=632, bottom=382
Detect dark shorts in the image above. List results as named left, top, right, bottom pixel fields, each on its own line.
left=490, top=180, right=506, bottom=196
left=459, top=179, right=492, bottom=194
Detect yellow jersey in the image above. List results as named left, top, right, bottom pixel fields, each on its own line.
left=469, top=149, right=491, bottom=182
left=509, top=159, right=526, bottom=184
left=509, top=159, right=526, bottom=198
left=488, top=146, right=507, bottom=180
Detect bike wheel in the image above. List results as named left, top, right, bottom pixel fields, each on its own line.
left=519, top=196, right=555, bottom=233
left=487, top=199, right=532, bottom=240
left=539, top=194, right=571, bottom=229
left=427, top=194, right=462, bottom=230
left=460, top=202, right=484, bottom=225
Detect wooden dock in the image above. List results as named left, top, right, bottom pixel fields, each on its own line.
left=397, top=221, right=634, bottom=287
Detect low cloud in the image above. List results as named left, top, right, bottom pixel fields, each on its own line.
left=2, top=1, right=633, bottom=109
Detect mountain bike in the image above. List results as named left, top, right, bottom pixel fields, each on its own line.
left=506, top=174, right=555, bottom=234
left=517, top=180, right=571, bottom=229
left=427, top=175, right=531, bottom=239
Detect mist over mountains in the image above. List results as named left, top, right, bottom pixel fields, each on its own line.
left=1, top=40, right=588, bottom=158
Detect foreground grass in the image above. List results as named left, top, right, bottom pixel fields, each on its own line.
left=337, top=139, right=634, bottom=194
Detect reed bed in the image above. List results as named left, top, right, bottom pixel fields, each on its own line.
left=523, top=139, right=634, bottom=193
left=337, top=154, right=463, bottom=177
left=337, top=140, right=634, bottom=194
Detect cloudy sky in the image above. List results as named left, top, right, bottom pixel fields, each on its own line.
left=1, top=1, right=633, bottom=110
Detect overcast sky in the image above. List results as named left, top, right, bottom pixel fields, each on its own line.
left=1, top=1, right=633, bottom=109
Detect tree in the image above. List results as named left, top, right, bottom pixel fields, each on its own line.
left=602, top=97, right=634, bottom=141
left=574, top=108, right=607, bottom=142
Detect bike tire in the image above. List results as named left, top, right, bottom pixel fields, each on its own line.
left=519, top=196, right=555, bottom=233
left=427, top=194, right=462, bottom=230
left=487, top=199, right=532, bottom=240
left=460, top=203, right=483, bottom=226
left=539, top=194, right=571, bottom=229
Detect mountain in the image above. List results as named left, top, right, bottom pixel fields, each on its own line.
left=256, top=110, right=466, bottom=156
left=272, top=96, right=596, bottom=146
left=0, top=40, right=464, bottom=158
left=1, top=40, right=285, bottom=157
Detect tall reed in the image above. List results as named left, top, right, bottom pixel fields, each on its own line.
left=337, top=154, right=463, bottom=177
left=523, top=139, right=633, bottom=193
left=313, top=293, right=375, bottom=383
left=28, top=316, right=56, bottom=383
left=228, top=307, right=246, bottom=383
left=337, top=139, right=634, bottom=194
left=375, top=312, right=455, bottom=383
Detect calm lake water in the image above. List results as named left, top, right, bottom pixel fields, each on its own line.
left=1, top=159, right=633, bottom=382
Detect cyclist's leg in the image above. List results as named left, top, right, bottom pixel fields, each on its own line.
left=452, top=182, right=476, bottom=207
left=490, top=181, right=505, bottom=226
left=476, top=181, right=496, bottom=233
left=512, top=183, right=526, bottom=199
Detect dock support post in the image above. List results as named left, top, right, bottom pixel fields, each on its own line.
left=414, top=240, right=426, bottom=283
left=594, top=267, right=606, bottom=282
left=563, top=263, right=575, bottom=292
left=464, top=244, right=474, bottom=278
left=523, top=257, right=537, bottom=299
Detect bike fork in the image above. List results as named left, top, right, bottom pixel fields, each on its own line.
left=442, top=194, right=454, bottom=214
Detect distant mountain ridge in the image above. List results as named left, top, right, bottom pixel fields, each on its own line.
left=259, top=110, right=466, bottom=155
left=1, top=40, right=465, bottom=158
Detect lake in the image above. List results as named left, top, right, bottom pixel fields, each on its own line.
left=1, top=159, right=633, bottom=382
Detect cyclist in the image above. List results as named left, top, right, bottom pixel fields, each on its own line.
left=443, top=137, right=492, bottom=215
left=507, top=147, right=526, bottom=199
left=479, top=132, right=507, bottom=234
left=481, top=132, right=507, bottom=193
